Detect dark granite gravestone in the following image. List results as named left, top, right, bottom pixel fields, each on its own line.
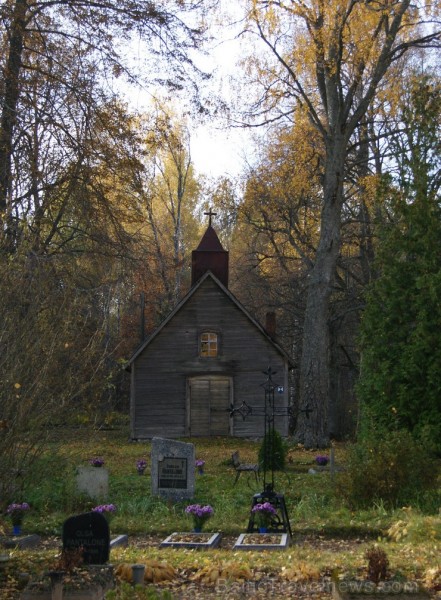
left=62, top=512, right=110, bottom=564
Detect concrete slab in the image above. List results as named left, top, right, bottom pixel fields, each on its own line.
left=160, top=531, right=222, bottom=549
left=233, top=532, right=289, bottom=551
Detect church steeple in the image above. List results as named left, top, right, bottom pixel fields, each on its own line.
left=191, top=209, right=229, bottom=287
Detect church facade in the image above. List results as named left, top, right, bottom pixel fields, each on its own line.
left=127, top=223, right=293, bottom=439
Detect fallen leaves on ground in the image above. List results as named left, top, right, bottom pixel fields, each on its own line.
left=115, top=560, right=176, bottom=583
left=190, top=561, right=253, bottom=585
left=281, top=561, right=321, bottom=582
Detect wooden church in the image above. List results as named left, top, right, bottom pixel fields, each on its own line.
left=127, top=215, right=293, bottom=439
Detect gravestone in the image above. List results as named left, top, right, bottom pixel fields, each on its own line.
left=151, top=437, right=195, bottom=501
left=62, top=512, right=110, bottom=564
left=76, top=466, right=109, bottom=500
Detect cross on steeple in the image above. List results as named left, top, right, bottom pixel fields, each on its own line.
left=204, top=207, right=217, bottom=227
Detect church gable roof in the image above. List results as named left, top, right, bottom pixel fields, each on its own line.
left=126, top=271, right=293, bottom=368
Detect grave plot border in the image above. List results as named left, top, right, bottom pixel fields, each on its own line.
left=160, top=531, right=222, bottom=549
left=233, top=532, right=289, bottom=551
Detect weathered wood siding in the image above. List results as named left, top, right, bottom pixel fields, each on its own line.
left=131, top=276, right=289, bottom=439
left=187, top=376, right=231, bottom=436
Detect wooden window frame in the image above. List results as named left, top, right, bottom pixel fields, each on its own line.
left=199, top=331, right=219, bottom=358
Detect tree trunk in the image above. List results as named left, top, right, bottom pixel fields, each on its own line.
left=295, top=138, right=346, bottom=447
left=0, top=0, right=27, bottom=241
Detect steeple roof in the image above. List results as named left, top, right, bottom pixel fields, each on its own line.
left=195, top=225, right=225, bottom=252
left=191, top=223, right=229, bottom=288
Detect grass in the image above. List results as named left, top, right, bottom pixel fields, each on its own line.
left=1, top=426, right=440, bottom=598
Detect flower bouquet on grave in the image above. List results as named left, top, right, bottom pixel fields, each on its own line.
left=136, top=458, right=147, bottom=475
left=195, top=459, right=205, bottom=475
left=315, top=455, right=329, bottom=466
left=89, top=457, right=105, bottom=468
left=92, top=503, right=117, bottom=524
left=251, top=501, right=277, bottom=532
left=7, top=502, right=30, bottom=535
left=185, top=504, right=213, bottom=532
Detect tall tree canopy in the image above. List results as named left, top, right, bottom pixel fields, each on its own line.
left=239, top=0, right=440, bottom=446
left=0, top=0, right=209, bottom=249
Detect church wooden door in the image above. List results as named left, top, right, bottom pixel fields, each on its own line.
left=187, top=376, right=232, bottom=436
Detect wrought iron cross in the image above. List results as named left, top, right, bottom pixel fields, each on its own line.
left=229, top=366, right=294, bottom=493
left=204, top=207, right=217, bottom=227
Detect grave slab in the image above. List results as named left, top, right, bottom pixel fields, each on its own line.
left=3, top=534, right=41, bottom=549
left=233, top=532, right=289, bottom=551
left=160, top=532, right=222, bottom=549
left=110, top=534, right=128, bottom=548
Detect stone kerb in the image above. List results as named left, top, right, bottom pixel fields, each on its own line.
left=151, top=437, right=195, bottom=501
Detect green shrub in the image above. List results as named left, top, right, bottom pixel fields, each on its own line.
left=258, top=429, right=287, bottom=471
left=337, top=429, right=438, bottom=509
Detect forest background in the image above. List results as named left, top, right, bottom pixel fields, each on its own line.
left=0, top=0, right=440, bottom=498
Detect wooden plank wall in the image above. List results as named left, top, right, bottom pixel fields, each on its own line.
left=131, top=277, right=289, bottom=439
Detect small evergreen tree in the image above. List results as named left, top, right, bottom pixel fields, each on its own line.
left=258, top=429, right=287, bottom=471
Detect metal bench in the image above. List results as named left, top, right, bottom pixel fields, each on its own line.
left=232, top=451, right=259, bottom=485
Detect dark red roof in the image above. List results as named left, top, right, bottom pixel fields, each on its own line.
left=195, top=226, right=225, bottom=251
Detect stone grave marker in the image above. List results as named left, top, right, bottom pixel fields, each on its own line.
left=76, top=465, right=109, bottom=500
left=62, top=512, right=110, bottom=564
left=151, top=437, right=195, bottom=501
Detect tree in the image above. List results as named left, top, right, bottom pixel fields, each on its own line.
left=121, top=104, right=202, bottom=332
left=357, top=72, right=441, bottom=455
left=0, top=0, right=213, bottom=498
left=0, top=250, right=118, bottom=502
left=236, top=118, right=371, bottom=437
left=240, top=0, right=440, bottom=446
left=0, top=0, right=208, bottom=249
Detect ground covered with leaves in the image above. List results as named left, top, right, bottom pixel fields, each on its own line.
left=1, top=532, right=440, bottom=599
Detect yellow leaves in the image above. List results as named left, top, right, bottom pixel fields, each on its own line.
left=115, top=560, right=176, bottom=584
left=247, top=0, right=422, bottom=120
left=281, top=561, right=321, bottom=582
left=424, top=566, right=441, bottom=591
left=387, top=519, right=408, bottom=541
left=191, top=561, right=253, bottom=585
left=387, top=512, right=441, bottom=544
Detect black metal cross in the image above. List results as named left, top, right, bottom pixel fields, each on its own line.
left=204, top=207, right=217, bottom=227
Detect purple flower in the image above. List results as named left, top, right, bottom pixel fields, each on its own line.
left=6, top=502, right=30, bottom=514
left=185, top=504, right=213, bottom=530
left=315, top=455, right=329, bottom=466
left=251, top=502, right=277, bottom=527
left=92, top=504, right=116, bottom=514
left=251, top=502, right=277, bottom=516
left=89, top=457, right=105, bottom=467
left=6, top=502, right=30, bottom=526
left=136, top=459, right=147, bottom=470
left=195, top=459, right=205, bottom=468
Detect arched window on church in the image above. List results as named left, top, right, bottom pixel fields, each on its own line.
left=200, top=332, right=218, bottom=357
